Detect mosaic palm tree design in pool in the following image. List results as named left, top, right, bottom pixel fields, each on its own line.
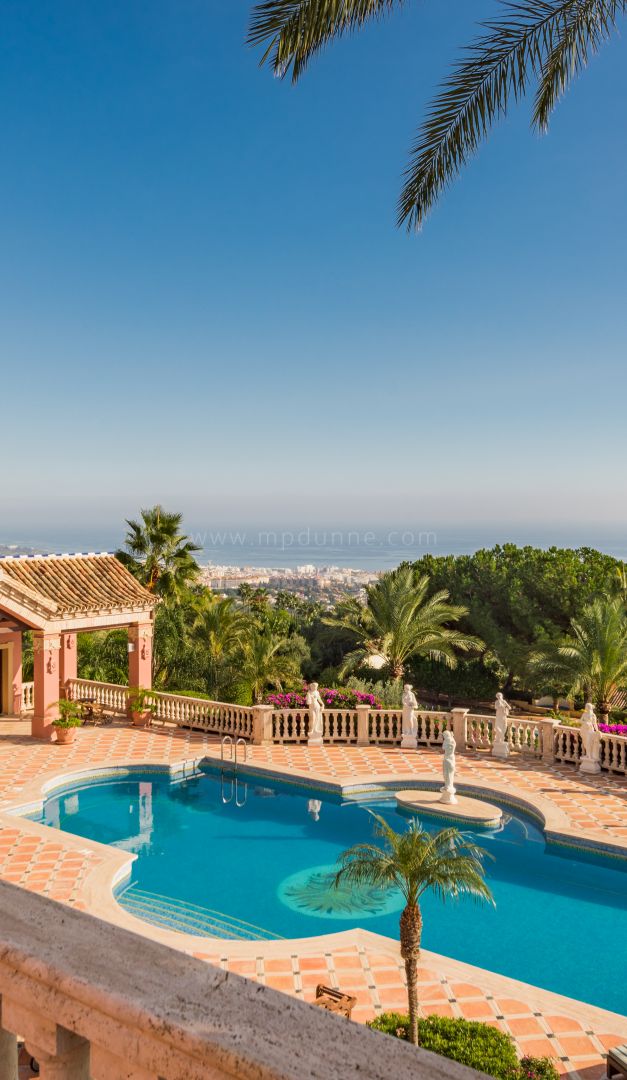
left=278, top=864, right=403, bottom=920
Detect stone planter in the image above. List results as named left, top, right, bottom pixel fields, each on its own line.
left=132, top=711, right=152, bottom=728
left=54, top=726, right=77, bottom=746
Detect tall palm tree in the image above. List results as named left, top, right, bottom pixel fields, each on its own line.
left=325, top=566, right=482, bottom=679
left=335, top=813, right=493, bottom=1045
left=192, top=594, right=251, bottom=700
left=116, top=506, right=201, bottom=602
left=528, top=596, right=627, bottom=722
left=240, top=628, right=302, bottom=703
left=249, top=0, right=625, bottom=228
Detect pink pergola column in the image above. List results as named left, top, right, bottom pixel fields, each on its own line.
left=32, top=631, right=61, bottom=741
left=128, top=623, right=153, bottom=690
left=3, top=630, right=23, bottom=714
left=59, top=632, right=78, bottom=695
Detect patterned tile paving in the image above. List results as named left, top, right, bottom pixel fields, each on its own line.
left=1, top=718, right=625, bottom=1079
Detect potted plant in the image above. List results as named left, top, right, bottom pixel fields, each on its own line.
left=52, top=699, right=84, bottom=745
left=128, top=687, right=157, bottom=728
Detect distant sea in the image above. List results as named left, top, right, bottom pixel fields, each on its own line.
left=2, top=524, right=627, bottom=570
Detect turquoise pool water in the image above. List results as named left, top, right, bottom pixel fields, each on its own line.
left=34, top=767, right=627, bottom=1015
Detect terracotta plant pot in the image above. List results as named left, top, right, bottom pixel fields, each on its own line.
left=54, top=726, right=77, bottom=745
left=132, top=710, right=152, bottom=728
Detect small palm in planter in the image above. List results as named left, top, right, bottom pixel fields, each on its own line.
left=128, top=687, right=157, bottom=728
left=52, top=699, right=84, bottom=745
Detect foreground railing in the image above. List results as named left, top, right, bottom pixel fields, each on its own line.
left=0, top=880, right=472, bottom=1080
left=554, top=723, right=627, bottom=775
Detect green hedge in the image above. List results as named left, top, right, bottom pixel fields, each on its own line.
left=368, top=1014, right=559, bottom=1080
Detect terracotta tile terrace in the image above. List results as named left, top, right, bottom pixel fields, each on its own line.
left=1, top=718, right=626, bottom=1080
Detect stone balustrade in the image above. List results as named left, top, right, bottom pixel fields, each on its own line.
left=66, top=680, right=255, bottom=740
left=554, top=723, right=627, bottom=776
left=368, top=709, right=453, bottom=746
left=67, top=679, right=129, bottom=715
left=0, top=880, right=479, bottom=1080
left=59, top=681, right=623, bottom=774
left=20, top=682, right=34, bottom=711
left=58, top=681, right=559, bottom=763
left=271, top=707, right=361, bottom=744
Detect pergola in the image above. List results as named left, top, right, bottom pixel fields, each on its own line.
left=0, top=553, right=158, bottom=740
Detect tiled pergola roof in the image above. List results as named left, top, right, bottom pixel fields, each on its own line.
left=0, top=553, right=157, bottom=627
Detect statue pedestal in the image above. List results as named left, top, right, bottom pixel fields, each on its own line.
left=579, top=757, right=601, bottom=774
left=307, top=736, right=323, bottom=747
left=492, top=740, right=510, bottom=760
left=396, top=789, right=502, bottom=827
left=401, top=734, right=417, bottom=749
left=439, top=787, right=457, bottom=805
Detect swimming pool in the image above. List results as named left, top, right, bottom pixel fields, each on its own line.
left=34, top=766, right=627, bottom=1015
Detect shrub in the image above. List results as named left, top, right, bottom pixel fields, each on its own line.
left=599, top=722, right=627, bottom=736
left=265, top=686, right=382, bottom=709
left=345, top=677, right=404, bottom=708
left=53, top=699, right=84, bottom=728
left=518, top=1057, right=559, bottom=1080
left=367, top=1014, right=558, bottom=1080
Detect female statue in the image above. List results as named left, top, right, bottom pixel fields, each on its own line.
left=401, top=683, right=419, bottom=748
left=492, top=692, right=511, bottom=759
left=306, top=682, right=324, bottom=745
left=440, top=729, right=457, bottom=804
left=579, top=702, right=601, bottom=773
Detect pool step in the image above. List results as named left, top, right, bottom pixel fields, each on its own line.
left=118, top=886, right=283, bottom=941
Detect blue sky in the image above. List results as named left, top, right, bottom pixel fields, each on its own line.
left=1, top=0, right=626, bottom=539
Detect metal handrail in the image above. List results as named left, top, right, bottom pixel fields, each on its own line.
left=221, top=735, right=233, bottom=764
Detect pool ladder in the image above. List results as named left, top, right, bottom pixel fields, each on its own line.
left=220, top=736, right=248, bottom=807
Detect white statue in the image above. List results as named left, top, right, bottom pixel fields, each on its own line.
left=306, top=682, right=324, bottom=746
left=579, top=702, right=601, bottom=774
left=492, top=692, right=511, bottom=760
left=401, top=683, right=419, bottom=749
left=307, top=798, right=322, bottom=821
left=440, top=730, right=457, bottom=804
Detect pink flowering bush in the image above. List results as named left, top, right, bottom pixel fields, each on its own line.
left=266, top=686, right=382, bottom=709
left=599, top=723, right=627, bottom=736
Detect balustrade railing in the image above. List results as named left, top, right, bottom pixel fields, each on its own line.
left=21, top=681, right=34, bottom=711
left=368, top=709, right=453, bottom=746
left=554, top=723, right=627, bottom=775
left=0, top=880, right=455, bottom=1080
left=66, top=679, right=254, bottom=740
left=62, top=681, right=627, bottom=770
left=67, top=678, right=129, bottom=714
left=505, top=716, right=541, bottom=754
left=271, top=708, right=359, bottom=743
left=465, top=713, right=542, bottom=756
left=271, top=706, right=452, bottom=746
left=464, top=713, right=493, bottom=751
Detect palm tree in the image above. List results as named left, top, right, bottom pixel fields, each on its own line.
left=335, top=813, right=493, bottom=1045
left=249, top=0, right=625, bottom=228
left=116, top=506, right=201, bottom=602
left=324, top=566, right=482, bottom=680
left=192, top=594, right=251, bottom=700
left=240, top=628, right=302, bottom=703
left=528, top=596, right=627, bottom=722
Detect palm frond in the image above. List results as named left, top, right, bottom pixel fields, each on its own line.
left=248, top=0, right=404, bottom=82
left=398, top=0, right=626, bottom=231
left=335, top=812, right=494, bottom=910
left=533, top=0, right=625, bottom=130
